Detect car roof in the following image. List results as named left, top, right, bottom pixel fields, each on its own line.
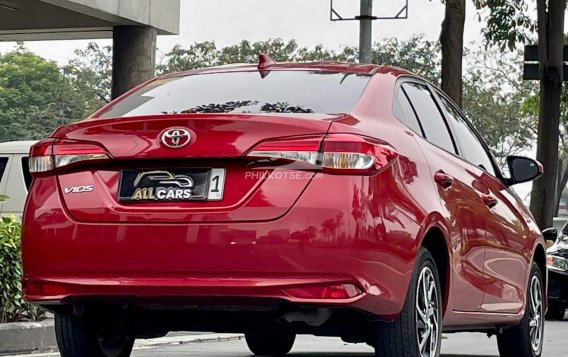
left=0, top=140, right=37, bottom=154
left=160, top=61, right=415, bottom=78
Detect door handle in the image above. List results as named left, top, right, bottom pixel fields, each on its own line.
left=482, top=194, right=498, bottom=208
left=434, top=171, right=453, bottom=189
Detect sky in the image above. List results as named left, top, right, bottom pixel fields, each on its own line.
left=0, top=0, right=487, bottom=64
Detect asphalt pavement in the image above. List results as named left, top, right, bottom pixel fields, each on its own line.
left=6, top=320, right=566, bottom=357
left=134, top=320, right=567, bottom=356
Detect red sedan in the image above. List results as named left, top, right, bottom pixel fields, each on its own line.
left=23, top=57, right=547, bottom=357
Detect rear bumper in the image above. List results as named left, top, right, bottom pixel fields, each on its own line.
left=22, top=171, right=423, bottom=319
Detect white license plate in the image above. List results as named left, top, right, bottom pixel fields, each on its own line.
left=207, top=168, right=226, bottom=200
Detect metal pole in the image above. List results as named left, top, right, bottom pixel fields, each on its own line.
left=359, top=0, right=373, bottom=63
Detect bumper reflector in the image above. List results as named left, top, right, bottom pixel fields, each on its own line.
left=285, top=283, right=363, bottom=299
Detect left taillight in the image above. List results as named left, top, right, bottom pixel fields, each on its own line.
left=29, top=139, right=111, bottom=176
left=247, top=133, right=398, bottom=175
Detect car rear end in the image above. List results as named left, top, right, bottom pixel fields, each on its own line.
left=22, top=67, right=413, bottom=343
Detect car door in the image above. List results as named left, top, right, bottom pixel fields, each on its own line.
left=401, top=80, right=488, bottom=312
left=433, top=92, right=530, bottom=313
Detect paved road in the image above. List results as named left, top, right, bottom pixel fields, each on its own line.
left=130, top=321, right=567, bottom=357
left=7, top=321, right=565, bottom=357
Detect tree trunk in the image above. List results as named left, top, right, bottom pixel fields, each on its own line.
left=530, top=0, right=566, bottom=229
left=440, top=0, right=465, bottom=107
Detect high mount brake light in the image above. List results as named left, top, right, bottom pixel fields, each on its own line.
left=247, top=134, right=397, bottom=174
left=29, top=139, right=110, bottom=175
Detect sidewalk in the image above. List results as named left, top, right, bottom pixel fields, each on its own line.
left=0, top=319, right=242, bottom=355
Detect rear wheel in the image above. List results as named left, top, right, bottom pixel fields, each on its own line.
left=55, top=314, right=134, bottom=357
left=375, top=248, right=442, bottom=357
left=245, top=324, right=295, bottom=356
left=497, top=262, right=544, bottom=357
left=545, top=303, right=566, bottom=321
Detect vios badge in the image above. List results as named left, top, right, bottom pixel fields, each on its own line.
left=160, top=128, right=191, bottom=148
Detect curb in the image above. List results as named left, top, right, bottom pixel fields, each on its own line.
left=0, top=319, right=55, bottom=354
left=0, top=318, right=242, bottom=355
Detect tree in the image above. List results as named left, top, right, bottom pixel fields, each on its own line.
left=440, top=0, right=466, bottom=107
left=522, top=83, right=568, bottom=217
left=530, top=0, right=566, bottom=228
left=372, top=36, right=441, bottom=84
left=462, top=47, right=536, bottom=167
left=0, top=47, right=89, bottom=141
left=157, top=36, right=440, bottom=81
left=63, top=43, right=112, bottom=110
left=475, top=0, right=566, bottom=228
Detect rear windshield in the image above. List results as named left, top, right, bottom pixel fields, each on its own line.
left=96, top=71, right=371, bottom=118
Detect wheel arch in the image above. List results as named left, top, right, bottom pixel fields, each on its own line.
left=419, top=224, right=451, bottom=316
left=532, top=243, right=547, bottom=296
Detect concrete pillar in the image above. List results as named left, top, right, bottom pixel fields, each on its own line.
left=112, top=25, right=157, bottom=99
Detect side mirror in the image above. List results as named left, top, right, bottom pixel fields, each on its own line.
left=506, top=156, right=543, bottom=186
left=542, top=227, right=558, bottom=248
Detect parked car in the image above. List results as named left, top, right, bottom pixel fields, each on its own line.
left=546, top=223, right=568, bottom=320
left=0, top=141, right=35, bottom=216
left=22, top=58, right=548, bottom=357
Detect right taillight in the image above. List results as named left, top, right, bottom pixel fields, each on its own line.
left=29, top=139, right=111, bottom=176
left=247, top=134, right=397, bottom=175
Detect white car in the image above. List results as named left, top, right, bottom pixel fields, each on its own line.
left=0, top=141, right=36, bottom=216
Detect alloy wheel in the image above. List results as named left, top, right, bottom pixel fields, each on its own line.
left=415, top=266, right=440, bottom=357
left=528, top=275, right=544, bottom=354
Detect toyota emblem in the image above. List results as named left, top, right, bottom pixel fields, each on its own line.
left=160, top=128, right=192, bottom=148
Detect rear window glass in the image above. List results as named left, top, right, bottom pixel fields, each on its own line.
left=96, top=71, right=371, bottom=118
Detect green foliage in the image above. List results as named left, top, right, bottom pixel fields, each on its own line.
left=0, top=216, right=24, bottom=322
left=0, top=46, right=96, bottom=142
left=156, top=36, right=440, bottom=83
left=462, top=47, right=536, bottom=166
left=63, top=42, right=111, bottom=109
left=0, top=215, right=44, bottom=323
left=473, top=0, right=536, bottom=50
left=372, top=36, right=441, bottom=84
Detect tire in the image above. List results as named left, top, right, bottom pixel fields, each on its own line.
left=55, top=314, right=134, bottom=357
left=375, top=247, right=443, bottom=357
left=245, top=324, right=296, bottom=356
left=497, top=262, right=545, bottom=357
left=545, top=303, right=566, bottom=321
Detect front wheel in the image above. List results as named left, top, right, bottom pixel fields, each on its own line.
left=55, top=314, right=134, bottom=357
left=497, top=262, right=544, bottom=357
left=375, top=248, right=442, bottom=357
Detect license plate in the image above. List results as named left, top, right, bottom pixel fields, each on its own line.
left=118, top=168, right=225, bottom=202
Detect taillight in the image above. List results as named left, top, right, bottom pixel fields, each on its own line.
left=29, top=139, right=111, bottom=175
left=247, top=134, right=397, bottom=174
left=247, top=136, right=322, bottom=165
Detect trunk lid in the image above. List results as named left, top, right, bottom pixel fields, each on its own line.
left=53, top=114, right=338, bottom=223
